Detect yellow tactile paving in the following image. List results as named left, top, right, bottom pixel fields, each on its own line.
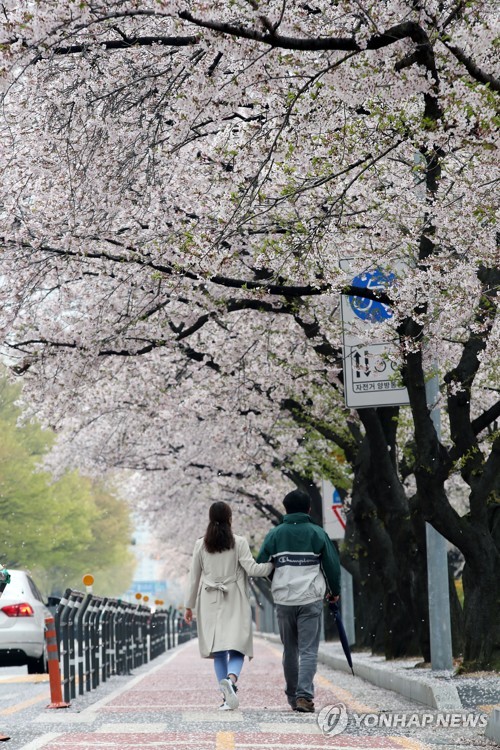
left=391, top=737, right=432, bottom=750
left=216, top=730, right=236, bottom=749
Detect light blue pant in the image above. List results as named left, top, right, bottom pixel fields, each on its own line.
left=276, top=600, right=323, bottom=702
left=212, top=650, right=244, bottom=684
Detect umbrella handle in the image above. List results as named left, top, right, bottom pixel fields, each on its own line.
left=328, top=600, right=340, bottom=616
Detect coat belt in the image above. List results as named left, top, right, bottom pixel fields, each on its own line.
left=203, top=575, right=238, bottom=603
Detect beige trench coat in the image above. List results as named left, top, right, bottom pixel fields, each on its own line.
left=185, top=535, right=273, bottom=658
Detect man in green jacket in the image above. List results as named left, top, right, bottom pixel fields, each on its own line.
left=257, top=489, right=340, bottom=713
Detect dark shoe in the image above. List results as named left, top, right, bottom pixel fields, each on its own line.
left=287, top=693, right=297, bottom=710
left=295, top=697, right=315, bottom=713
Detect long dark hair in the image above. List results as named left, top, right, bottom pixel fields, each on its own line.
left=204, top=501, right=235, bottom=553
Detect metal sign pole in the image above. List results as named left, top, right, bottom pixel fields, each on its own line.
left=425, top=370, right=453, bottom=671
left=340, top=567, right=355, bottom=646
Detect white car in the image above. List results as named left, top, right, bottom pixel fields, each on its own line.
left=0, top=569, right=51, bottom=673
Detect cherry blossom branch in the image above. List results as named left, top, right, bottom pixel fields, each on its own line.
left=477, top=434, right=500, bottom=505
left=10, top=240, right=393, bottom=303
left=178, top=12, right=438, bottom=59
left=440, top=41, right=500, bottom=93
left=471, top=401, right=500, bottom=437
left=52, top=35, right=199, bottom=55
left=178, top=9, right=358, bottom=50
left=291, top=311, right=343, bottom=367
left=439, top=1, right=467, bottom=32
left=212, top=52, right=358, bottom=244
left=445, top=266, right=500, bottom=489
left=281, top=397, right=358, bottom=461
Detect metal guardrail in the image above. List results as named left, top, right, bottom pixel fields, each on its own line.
left=54, top=589, right=196, bottom=703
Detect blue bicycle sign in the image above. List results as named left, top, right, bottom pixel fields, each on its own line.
left=348, top=268, right=395, bottom=323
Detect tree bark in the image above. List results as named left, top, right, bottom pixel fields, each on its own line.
left=402, top=335, right=500, bottom=670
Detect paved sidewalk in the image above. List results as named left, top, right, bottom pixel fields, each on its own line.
left=316, top=640, right=500, bottom=746
left=3, top=638, right=499, bottom=750
left=316, top=640, right=500, bottom=712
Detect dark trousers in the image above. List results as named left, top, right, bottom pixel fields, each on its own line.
left=276, top=599, right=323, bottom=702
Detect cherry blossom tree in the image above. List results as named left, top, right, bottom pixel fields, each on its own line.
left=0, top=0, right=498, bottom=667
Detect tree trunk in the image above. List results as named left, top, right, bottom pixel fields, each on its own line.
left=340, top=517, right=385, bottom=652
left=360, top=409, right=431, bottom=657
left=286, top=470, right=323, bottom=524
left=462, top=531, right=500, bottom=670
left=401, top=339, right=499, bottom=670
left=350, top=434, right=422, bottom=657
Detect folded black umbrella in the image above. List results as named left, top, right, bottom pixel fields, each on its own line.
left=328, top=599, right=354, bottom=676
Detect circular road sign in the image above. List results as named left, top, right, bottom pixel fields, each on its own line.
left=348, top=269, right=395, bottom=323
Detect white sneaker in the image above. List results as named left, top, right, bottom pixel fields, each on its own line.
left=219, top=678, right=239, bottom=709
left=218, top=701, right=232, bottom=711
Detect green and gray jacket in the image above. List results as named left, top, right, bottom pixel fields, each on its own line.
left=256, top=513, right=341, bottom=605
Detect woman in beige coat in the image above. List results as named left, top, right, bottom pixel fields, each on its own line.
left=185, top=501, right=273, bottom=710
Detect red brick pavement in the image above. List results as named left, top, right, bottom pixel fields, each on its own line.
left=20, top=639, right=428, bottom=750
left=43, top=734, right=414, bottom=749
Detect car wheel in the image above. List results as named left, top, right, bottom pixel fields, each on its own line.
left=27, top=649, right=48, bottom=674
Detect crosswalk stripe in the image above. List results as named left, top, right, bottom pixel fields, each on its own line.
left=17, top=733, right=63, bottom=749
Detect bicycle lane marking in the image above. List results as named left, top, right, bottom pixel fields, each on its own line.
left=0, top=692, right=50, bottom=716
left=264, top=640, right=377, bottom=713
